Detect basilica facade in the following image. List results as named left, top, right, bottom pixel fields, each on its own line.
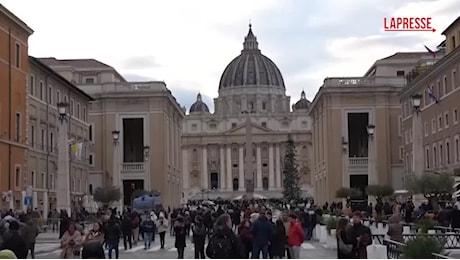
left=181, top=25, right=313, bottom=200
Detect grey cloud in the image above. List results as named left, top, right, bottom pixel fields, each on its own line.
left=121, top=56, right=161, bottom=70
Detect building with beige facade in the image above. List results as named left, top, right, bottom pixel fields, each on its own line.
left=400, top=17, right=460, bottom=183
left=40, top=58, right=184, bottom=208
left=309, top=51, right=440, bottom=204
left=182, top=25, right=312, bottom=201
left=28, top=57, right=94, bottom=216
left=0, top=4, right=33, bottom=210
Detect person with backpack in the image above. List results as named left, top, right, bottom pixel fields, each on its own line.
left=206, top=213, right=244, bottom=259
left=192, top=215, right=207, bottom=259
left=130, top=211, right=140, bottom=245
left=141, top=214, right=156, bottom=250
left=174, top=216, right=187, bottom=259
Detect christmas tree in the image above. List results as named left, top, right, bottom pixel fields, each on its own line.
left=282, top=139, right=302, bottom=202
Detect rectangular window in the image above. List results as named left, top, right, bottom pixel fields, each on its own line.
left=454, top=109, right=458, bottom=124
left=89, top=124, right=94, bottom=142
left=426, top=146, right=430, bottom=169
left=231, top=123, right=237, bottom=128
left=29, top=75, right=35, bottom=96
left=77, top=103, right=81, bottom=119
left=453, top=36, right=456, bottom=48
left=56, top=90, right=61, bottom=103
left=15, top=43, right=20, bottom=68
left=438, top=115, right=443, bottom=130
left=89, top=154, right=94, bottom=166
left=433, top=144, right=437, bottom=167
left=261, top=122, right=267, bottom=128
left=39, top=81, right=44, bottom=101
left=445, top=112, right=449, bottom=128
left=70, top=99, right=74, bottom=115
left=208, top=123, right=216, bottom=129
left=85, top=77, right=95, bottom=84
left=30, top=171, right=35, bottom=187
left=399, top=147, right=404, bottom=160
left=396, top=70, right=405, bottom=76
left=443, top=77, right=447, bottom=96
left=15, top=112, right=20, bottom=142
left=431, top=118, right=436, bottom=133
left=50, top=132, right=54, bottom=153
left=48, top=86, right=53, bottom=104
left=424, top=122, right=428, bottom=137
left=83, top=107, right=87, bottom=122
left=453, top=70, right=457, bottom=89
left=15, top=166, right=20, bottom=188
left=446, top=140, right=451, bottom=164
left=456, top=137, right=460, bottom=163
left=41, top=172, right=45, bottom=189
left=41, top=128, right=45, bottom=150
left=440, top=143, right=444, bottom=165
left=31, top=125, right=35, bottom=148
left=64, top=95, right=67, bottom=103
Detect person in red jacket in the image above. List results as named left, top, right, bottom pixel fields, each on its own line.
left=287, top=213, right=304, bottom=259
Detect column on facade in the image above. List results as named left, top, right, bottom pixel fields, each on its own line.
left=368, top=136, right=377, bottom=185
left=226, top=146, right=232, bottom=191
left=268, top=144, right=275, bottom=189
left=219, top=146, right=226, bottom=190
left=182, top=149, right=189, bottom=196
left=256, top=144, right=262, bottom=190
left=202, top=146, right=208, bottom=189
left=275, top=144, right=281, bottom=189
left=238, top=145, right=245, bottom=191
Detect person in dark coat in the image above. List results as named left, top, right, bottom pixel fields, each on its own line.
left=121, top=213, right=133, bottom=250
left=174, top=216, right=187, bottom=259
left=250, top=212, right=273, bottom=259
left=347, top=212, right=372, bottom=259
left=1, top=220, right=27, bottom=259
left=336, top=218, right=353, bottom=259
left=207, top=214, right=244, bottom=259
left=270, top=219, right=286, bottom=259
left=238, top=219, right=253, bottom=258
left=192, top=215, right=207, bottom=259
left=105, top=216, right=121, bottom=259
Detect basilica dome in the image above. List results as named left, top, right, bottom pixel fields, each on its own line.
left=293, top=90, right=311, bottom=111
left=189, top=93, right=210, bottom=113
left=218, top=24, right=285, bottom=89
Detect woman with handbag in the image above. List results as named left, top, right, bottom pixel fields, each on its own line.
left=336, top=218, right=353, bottom=259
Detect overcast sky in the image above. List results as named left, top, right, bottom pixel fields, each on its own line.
left=3, top=0, right=459, bottom=111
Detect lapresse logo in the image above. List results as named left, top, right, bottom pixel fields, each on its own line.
left=383, top=17, right=436, bottom=32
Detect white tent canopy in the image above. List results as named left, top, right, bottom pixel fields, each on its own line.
left=232, top=194, right=267, bottom=200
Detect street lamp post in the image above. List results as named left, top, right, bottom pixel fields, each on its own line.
left=367, top=124, right=377, bottom=185
left=112, top=130, right=122, bottom=210
left=143, top=145, right=150, bottom=192
left=411, top=93, right=424, bottom=177
left=56, top=102, right=71, bottom=215
left=342, top=137, right=349, bottom=188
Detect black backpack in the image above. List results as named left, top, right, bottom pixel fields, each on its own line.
left=206, top=233, right=233, bottom=259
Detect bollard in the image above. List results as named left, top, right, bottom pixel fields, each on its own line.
left=403, top=225, right=411, bottom=235
left=314, top=224, right=320, bottom=240
left=327, top=229, right=337, bottom=249
left=367, top=244, right=387, bottom=259
left=319, top=225, right=327, bottom=244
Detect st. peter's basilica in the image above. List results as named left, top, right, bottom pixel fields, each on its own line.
left=181, top=24, right=312, bottom=200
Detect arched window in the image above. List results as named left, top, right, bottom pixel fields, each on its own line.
left=233, top=178, right=239, bottom=191
left=262, top=177, right=269, bottom=190
left=192, top=149, right=198, bottom=161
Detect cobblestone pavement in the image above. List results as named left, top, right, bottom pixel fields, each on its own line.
left=34, top=234, right=336, bottom=259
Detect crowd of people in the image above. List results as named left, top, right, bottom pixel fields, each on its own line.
left=1, top=197, right=459, bottom=259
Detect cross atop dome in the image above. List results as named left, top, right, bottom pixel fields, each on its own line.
left=243, top=22, right=259, bottom=52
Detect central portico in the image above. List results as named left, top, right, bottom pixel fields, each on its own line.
left=182, top=24, right=313, bottom=200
